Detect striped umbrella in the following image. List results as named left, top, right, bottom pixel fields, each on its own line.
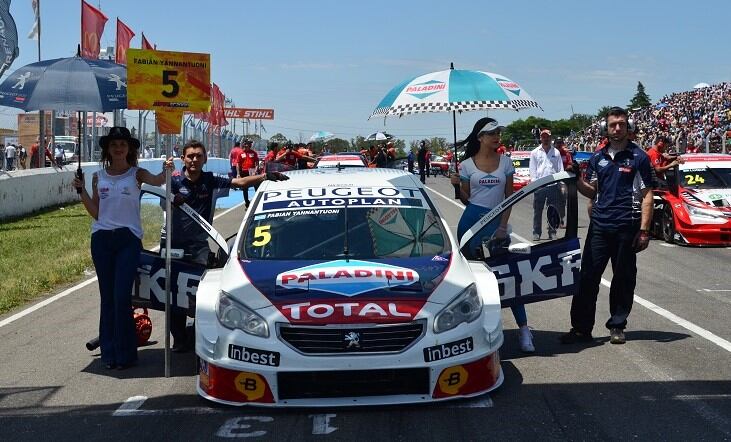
left=370, top=64, right=541, bottom=198
left=370, top=68, right=540, bottom=118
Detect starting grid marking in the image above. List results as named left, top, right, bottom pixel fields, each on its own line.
left=425, top=185, right=731, bottom=355
left=112, top=394, right=493, bottom=438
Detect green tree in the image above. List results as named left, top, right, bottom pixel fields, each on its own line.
left=596, top=105, right=613, bottom=120
left=325, top=138, right=350, bottom=152
left=628, top=82, right=651, bottom=110
left=269, top=133, right=287, bottom=143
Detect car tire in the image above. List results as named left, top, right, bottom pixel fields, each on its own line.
left=661, top=205, right=675, bottom=244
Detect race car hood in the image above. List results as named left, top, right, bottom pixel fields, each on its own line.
left=682, top=188, right=731, bottom=208
left=235, top=255, right=451, bottom=324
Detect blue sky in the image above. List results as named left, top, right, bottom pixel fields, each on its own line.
left=2, top=0, right=730, bottom=142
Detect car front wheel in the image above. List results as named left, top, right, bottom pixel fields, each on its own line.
left=661, top=205, right=676, bottom=244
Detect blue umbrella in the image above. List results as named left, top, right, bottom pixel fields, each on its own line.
left=0, top=52, right=128, bottom=186
left=0, top=55, right=127, bottom=112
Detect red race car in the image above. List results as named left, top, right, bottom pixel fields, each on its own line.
left=428, top=154, right=450, bottom=176
left=652, top=154, right=731, bottom=246
left=508, top=151, right=531, bottom=190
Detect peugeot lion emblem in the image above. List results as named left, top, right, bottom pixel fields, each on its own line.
left=344, top=331, right=361, bottom=349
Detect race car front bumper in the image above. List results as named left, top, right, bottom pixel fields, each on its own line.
left=196, top=351, right=503, bottom=407
left=674, top=215, right=731, bottom=246
left=195, top=307, right=504, bottom=407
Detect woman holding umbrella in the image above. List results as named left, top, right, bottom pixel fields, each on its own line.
left=73, top=127, right=175, bottom=369
left=450, top=117, right=535, bottom=353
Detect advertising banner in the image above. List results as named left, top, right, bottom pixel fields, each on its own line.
left=223, top=108, right=274, bottom=120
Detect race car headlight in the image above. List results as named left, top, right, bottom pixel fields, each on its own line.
left=683, top=202, right=722, bottom=219
left=216, top=291, right=269, bottom=338
left=434, top=283, right=482, bottom=334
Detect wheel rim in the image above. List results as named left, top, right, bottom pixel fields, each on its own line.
left=662, top=207, right=674, bottom=241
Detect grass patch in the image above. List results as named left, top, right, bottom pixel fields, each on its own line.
left=0, top=203, right=94, bottom=315
left=0, top=201, right=166, bottom=316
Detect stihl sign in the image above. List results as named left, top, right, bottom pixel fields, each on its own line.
left=223, top=108, right=274, bottom=120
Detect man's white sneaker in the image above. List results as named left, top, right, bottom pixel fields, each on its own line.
left=519, top=325, right=535, bottom=353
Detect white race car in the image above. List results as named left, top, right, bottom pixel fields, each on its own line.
left=133, top=168, right=581, bottom=406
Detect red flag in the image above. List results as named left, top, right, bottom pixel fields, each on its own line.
left=115, top=19, right=135, bottom=64
left=210, top=84, right=228, bottom=127
left=81, top=0, right=108, bottom=59
left=141, top=32, right=153, bottom=50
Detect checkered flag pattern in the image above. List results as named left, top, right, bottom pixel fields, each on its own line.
left=370, top=99, right=541, bottom=119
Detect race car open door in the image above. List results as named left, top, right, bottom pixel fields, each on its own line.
left=460, top=172, right=581, bottom=308
left=132, top=184, right=230, bottom=316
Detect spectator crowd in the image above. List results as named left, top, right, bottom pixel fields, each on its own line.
left=569, top=82, right=731, bottom=153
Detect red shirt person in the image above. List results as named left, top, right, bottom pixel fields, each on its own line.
left=646, top=137, right=682, bottom=181
left=275, top=144, right=316, bottom=169
left=237, top=143, right=259, bottom=177
left=229, top=141, right=243, bottom=177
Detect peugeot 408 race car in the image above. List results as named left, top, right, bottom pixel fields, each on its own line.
left=133, top=167, right=581, bottom=406
left=652, top=154, right=731, bottom=245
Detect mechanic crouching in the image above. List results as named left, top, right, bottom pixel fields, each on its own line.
left=162, top=139, right=288, bottom=352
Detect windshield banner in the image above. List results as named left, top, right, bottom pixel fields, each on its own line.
left=256, top=186, right=427, bottom=213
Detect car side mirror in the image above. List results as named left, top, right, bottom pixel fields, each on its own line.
left=666, top=166, right=678, bottom=194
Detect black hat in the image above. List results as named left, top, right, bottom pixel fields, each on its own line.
left=99, top=126, right=140, bottom=150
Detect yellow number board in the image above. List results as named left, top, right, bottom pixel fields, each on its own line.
left=127, top=49, right=211, bottom=134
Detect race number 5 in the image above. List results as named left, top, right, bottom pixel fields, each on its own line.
left=162, top=70, right=179, bottom=98
left=252, top=225, right=271, bottom=247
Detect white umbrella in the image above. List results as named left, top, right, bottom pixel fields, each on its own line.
left=693, top=82, right=710, bottom=89
left=365, top=131, right=393, bottom=141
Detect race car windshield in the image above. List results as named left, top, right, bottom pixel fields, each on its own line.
left=511, top=158, right=529, bottom=169
left=241, top=206, right=450, bottom=260
left=681, top=167, right=731, bottom=189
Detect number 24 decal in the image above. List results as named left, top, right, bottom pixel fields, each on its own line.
left=685, top=174, right=705, bottom=185
left=252, top=225, right=271, bottom=247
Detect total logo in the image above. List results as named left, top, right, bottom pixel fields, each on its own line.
left=276, top=299, right=426, bottom=324
left=276, top=259, right=420, bottom=296
left=496, top=77, right=521, bottom=96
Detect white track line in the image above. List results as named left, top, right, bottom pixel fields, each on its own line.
left=426, top=185, right=731, bottom=354
left=112, top=396, right=148, bottom=416
left=0, top=201, right=245, bottom=329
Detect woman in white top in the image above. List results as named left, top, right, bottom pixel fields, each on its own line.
left=450, top=117, right=535, bottom=353
left=73, top=127, right=174, bottom=370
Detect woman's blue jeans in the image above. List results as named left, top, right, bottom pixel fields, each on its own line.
left=457, top=203, right=528, bottom=327
left=91, top=228, right=141, bottom=366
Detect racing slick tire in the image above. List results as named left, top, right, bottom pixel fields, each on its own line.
left=661, top=205, right=676, bottom=244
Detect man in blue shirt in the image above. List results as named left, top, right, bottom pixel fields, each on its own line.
left=163, top=139, right=288, bottom=351
left=561, top=107, right=653, bottom=345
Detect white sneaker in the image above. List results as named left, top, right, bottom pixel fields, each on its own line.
left=519, top=325, right=535, bottom=353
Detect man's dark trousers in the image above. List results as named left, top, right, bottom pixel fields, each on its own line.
left=570, top=222, right=640, bottom=333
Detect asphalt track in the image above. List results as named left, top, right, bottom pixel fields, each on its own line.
left=1, top=175, right=730, bottom=441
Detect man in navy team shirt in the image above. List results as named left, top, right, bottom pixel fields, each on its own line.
left=561, top=107, right=653, bottom=346
left=163, top=139, right=288, bottom=351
